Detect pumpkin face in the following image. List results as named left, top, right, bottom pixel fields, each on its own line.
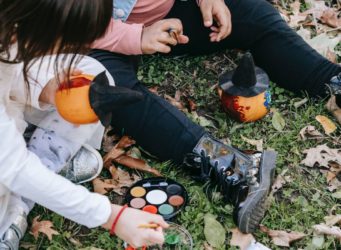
left=55, top=75, right=99, bottom=124
left=221, top=90, right=271, bottom=122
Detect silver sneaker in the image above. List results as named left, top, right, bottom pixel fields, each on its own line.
left=59, top=144, right=103, bottom=184
left=0, top=212, right=27, bottom=250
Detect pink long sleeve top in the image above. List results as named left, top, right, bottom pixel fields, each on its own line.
left=93, top=0, right=175, bottom=55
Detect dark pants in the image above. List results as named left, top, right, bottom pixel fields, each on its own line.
left=89, top=0, right=341, bottom=163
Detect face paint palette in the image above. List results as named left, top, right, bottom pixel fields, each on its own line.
left=125, top=177, right=188, bottom=220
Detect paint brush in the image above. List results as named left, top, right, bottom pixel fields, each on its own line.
left=142, top=182, right=168, bottom=188
left=168, top=28, right=179, bottom=43
left=138, top=223, right=159, bottom=229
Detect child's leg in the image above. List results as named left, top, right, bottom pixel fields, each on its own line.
left=165, top=0, right=341, bottom=96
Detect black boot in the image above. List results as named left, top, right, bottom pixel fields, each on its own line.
left=184, top=134, right=277, bottom=233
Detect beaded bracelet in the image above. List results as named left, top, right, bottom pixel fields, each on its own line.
left=110, top=204, right=128, bottom=235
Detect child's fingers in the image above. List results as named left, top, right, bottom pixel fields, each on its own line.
left=146, top=230, right=165, bottom=246
left=150, top=215, right=169, bottom=228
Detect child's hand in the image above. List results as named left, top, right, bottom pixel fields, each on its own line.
left=39, top=69, right=83, bottom=105
left=141, top=18, right=189, bottom=54
left=102, top=205, right=169, bottom=248
left=199, top=0, right=232, bottom=42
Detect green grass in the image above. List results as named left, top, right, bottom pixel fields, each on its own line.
left=21, top=51, right=341, bottom=250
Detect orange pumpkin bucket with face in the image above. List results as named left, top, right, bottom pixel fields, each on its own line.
left=55, top=74, right=99, bottom=125
left=218, top=52, right=271, bottom=122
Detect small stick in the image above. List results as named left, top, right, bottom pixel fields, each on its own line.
left=138, top=224, right=159, bottom=229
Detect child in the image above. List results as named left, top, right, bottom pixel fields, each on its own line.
left=89, top=0, right=341, bottom=234
left=0, top=0, right=167, bottom=249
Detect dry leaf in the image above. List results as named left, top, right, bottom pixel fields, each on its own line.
left=271, top=174, right=286, bottom=194
left=301, top=144, right=341, bottom=168
left=164, top=94, right=184, bottom=110
left=92, top=178, right=117, bottom=195
left=324, top=214, right=341, bottom=226
left=326, top=96, right=341, bottom=125
left=304, top=33, right=340, bottom=58
left=241, top=135, right=263, bottom=151
left=106, top=166, right=141, bottom=195
left=103, top=136, right=136, bottom=167
left=260, top=225, right=306, bottom=247
left=115, top=155, right=162, bottom=176
left=328, top=178, right=341, bottom=192
left=203, top=242, right=214, bottom=250
left=187, top=98, right=197, bottom=111
left=299, top=125, right=323, bottom=141
left=315, top=115, right=337, bottom=135
left=102, top=128, right=120, bottom=153
left=326, top=48, right=337, bottom=63
left=288, top=1, right=307, bottom=28
left=320, top=9, right=341, bottom=28
left=230, top=228, right=255, bottom=250
left=312, top=224, right=341, bottom=242
left=30, top=216, right=59, bottom=241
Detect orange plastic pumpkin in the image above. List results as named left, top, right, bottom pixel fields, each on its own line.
left=55, top=74, right=99, bottom=124
left=220, top=91, right=271, bottom=122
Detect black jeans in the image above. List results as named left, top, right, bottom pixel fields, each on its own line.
left=90, top=0, right=341, bottom=163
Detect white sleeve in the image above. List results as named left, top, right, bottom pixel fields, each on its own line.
left=0, top=106, right=111, bottom=228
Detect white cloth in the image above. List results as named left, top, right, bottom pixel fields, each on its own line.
left=0, top=54, right=115, bottom=236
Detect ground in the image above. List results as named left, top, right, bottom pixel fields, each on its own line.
left=21, top=3, right=341, bottom=250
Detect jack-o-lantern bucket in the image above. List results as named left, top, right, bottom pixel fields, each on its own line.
left=55, top=74, right=99, bottom=124
left=219, top=52, right=271, bottom=122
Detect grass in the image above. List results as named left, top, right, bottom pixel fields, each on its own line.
left=20, top=50, right=341, bottom=250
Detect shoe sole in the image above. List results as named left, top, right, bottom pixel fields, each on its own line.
left=237, top=150, right=277, bottom=233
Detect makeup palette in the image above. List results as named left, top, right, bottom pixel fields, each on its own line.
left=125, top=177, right=188, bottom=220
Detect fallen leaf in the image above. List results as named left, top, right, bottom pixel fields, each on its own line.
left=320, top=9, right=341, bottom=28
left=299, top=125, right=323, bottom=141
left=190, top=111, right=216, bottom=128
left=312, top=224, right=341, bottom=242
left=187, top=98, right=197, bottom=111
left=328, top=178, right=341, bottom=192
left=164, top=94, right=184, bottom=110
left=326, top=95, right=341, bottom=125
left=304, top=33, right=340, bottom=58
left=106, top=166, right=141, bottom=195
left=30, top=216, right=59, bottom=241
left=271, top=174, right=286, bottom=194
left=316, top=115, right=337, bottom=135
left=260, top=225, right=306, bottom=247
left=204, top=213, right=226, bottom=248
left=103, top=136, right=136, bottom=167
left=230, top=228, right=255, bottom=250
left=272, top=109, right=286, bottom=132
left=115, top=155, right=162, bottom=176
left=101, top=128, right=120, bottom=153
left=288, top=1, right=307, bottom=28
left=326, top=48, right=337, bottom=63
left=324, top=214, right=341, bottom=226
left=301, top=144, right=341, bottom=168
left=294, top=97, right=308, bottom=108
left=92, top=178, right=117, bottom=195
left=241, top=135, right=263, bottom=151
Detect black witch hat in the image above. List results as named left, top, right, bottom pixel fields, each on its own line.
left=219, top=52, right=269, bottom=97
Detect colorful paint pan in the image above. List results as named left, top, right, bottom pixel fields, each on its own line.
left=130, top=198, right=146, bottom=209
left=143, top=205, right=158, bottom=214
left=125, top=177, right=188, bottom=220
left=169, top=195, right=184, bottom=207
left=130, top=187, right=146, bottom=197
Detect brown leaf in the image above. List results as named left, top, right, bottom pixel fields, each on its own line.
left=288, top=2, right=307, bottom=28
left=326, top=48, right=337, bottom=63
left=164, top=94, right=184, bottom=110
left=326, top=96, right=341, bottom=125
left=116, top=136, right=136, bottom=149
left=102, top=128, right=120, bottom=153
left=30, top=216, right=59, bottom=241
left=320, top=9, right=341, bottom=28
left=315, top=115, right=337, bottom=135
left=106, top=166, right=141, bottom=195
left=230, top=228, right=255, bottom=250
left=92, top=178, right=117, bottom=195
left=260, top=225, right=306, bottom=247
left=115, top=155, right=162, bottom=176
left=312, top=224, right=341, bottom=242
left=301, top=144, right=341, bottom=168
left=324, top=214, right=341, bottom=226
left=103, top=136, right=135, bottom=167
left=299, top=125, right=323, bottom=141
left=187, top=98, right=197, bottom=111
left=328, top=177, right=341, bottom=192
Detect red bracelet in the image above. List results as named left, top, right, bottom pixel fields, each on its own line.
left=110, top=204, right=128, bottom=235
